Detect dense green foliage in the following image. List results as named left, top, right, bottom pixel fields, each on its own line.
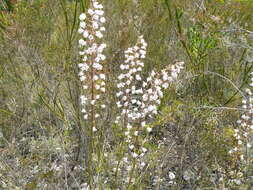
left=0, top=0, right=253, bottom=189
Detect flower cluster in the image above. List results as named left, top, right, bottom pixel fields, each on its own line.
left=230, top=73, right=253, bottom=157
left=116, top=35, right=147, bottom=123
left=228, top=72, right=253, bottom=185
left=116, top=35, right=184, bottom=161
left=140, top=61, right=184, bottom=123
left=78, top=0, right=107, bottom=131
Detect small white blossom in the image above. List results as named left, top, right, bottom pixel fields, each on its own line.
left=80, top=22, right=86, bottom=28
left=168, top=172, right=176, bottom=180
left=79, top=39, right=86, bottom=46
left=78, top=28, right=84, bottom=34
left=79, top=13, right=86, bottom=20
left=147, top=127, right=152, bottom=133
left=100, top=17, right=106, bottom=23
left=88, top=9, right=94, bottom=15
left=132, top=152, right=138, bottom=158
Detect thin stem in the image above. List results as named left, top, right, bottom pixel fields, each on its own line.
left=127, top=159, right=136, bottom=189
left=114, top=141, right=126, bottom=186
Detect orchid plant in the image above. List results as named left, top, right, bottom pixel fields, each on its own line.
left=229, top=72, right=253, bottom=186
left=78, top=0, right=107, bottom=187
left=77, top=1, right=184, bottom=188
left=114, top=35, right=184, bottom=186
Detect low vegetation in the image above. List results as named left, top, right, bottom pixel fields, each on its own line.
left=0, top=0, right=253, bottom=189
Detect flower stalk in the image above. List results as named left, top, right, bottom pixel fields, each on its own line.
left=229, top=72, right=253, bottom=185
left=78, top=0, right=107, bottom=187
left=115, top=35, right=184, bottom=187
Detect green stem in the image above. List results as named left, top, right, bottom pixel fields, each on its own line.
left=115, top=141, right=125, bottom=186
left=127, top=159, right=136, bottom=189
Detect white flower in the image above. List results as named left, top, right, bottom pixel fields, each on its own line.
left=136, top=88, right=143, bottom=94
left=95, top=31, right=103, bottom=38
left=140, top=162, right=146, bottom=167
left=80, top=63, right=89, bottom=71
left=88, top=35, right=94, bottom=40
left=162, top=83, right=169, bottom=89
left=123, top=157, right=128, bottom=162
left=151, top=70, right=156, bottom=77
left=95, top=10, right=104, bottom=16
left=99, top=74, right=106, bottom=80
left=116, top=91, right=123, bottom=97
left=139, top=62, right=144, bottom=67
left=95, top=84, right=100, bottom=90
left=80, top=96, right=87, bottom=104
left=147, top=127, right=152, bottom=132
left=93, top=75, right=99, bottom=81
left=84, top=114, right=88, bottom=120
left=80, top=21, right=86, bottom=28
left=142, top=147, right=147, bottom=152
left=79, top=13, right=86, bottom=20
left=118, top=74, right=125, bottom=80
left=132, top=152, right=138, bottom=158
left=136, top=74, right=142, bottom=81
left=88, top=9, right=94, bottom=15
left=141, top=121, right=146, bottom=127
left=78, top=28, right=84, bottom=34
left=92, top=22, right=99, bottom=29
left=120, top=64, right=125, bottom=70
left=148, top=105, right=156, bottom=112
left=79, top=51, right=85, bottom=55
left=80, top=76, right=86, bottom=81
left=97, top=4, right=103, bottom=9
left=79, top=39, right=86, bottom=46
left=92, top=14, right=99, bottom=20
left=100, top=43, right=107, bottom=48
left=127, top=124, right=132, bottom=130
left=234, top=179, right=241, bottom=185
left=99, top=54, right=106, bottom=60
left=168, top=172, right=176, bottom=180
left=100, top=17, right=106, bottom=23
left=91, top=100, right=96, bottom=105
left=82, top=56, right=88, bottom=61
left=147, top=77, right=152, bottom=82
left=93, top=1, right=99, bottom=8
left=122, top=96, right=127, bottom=101
left=93, top=63, right=102, bottom=70
left=100, top=27, right=106, bottom=31
left=142, top=94, right=148, bottom=102
left=83, top=30, right=89, bottom=38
